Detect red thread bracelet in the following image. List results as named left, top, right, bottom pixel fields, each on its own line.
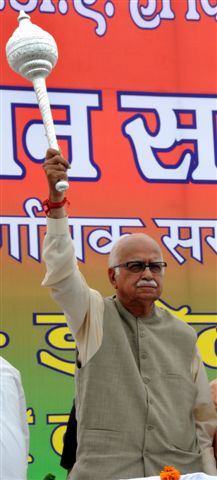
left=42, top=197, right=69, bottom=214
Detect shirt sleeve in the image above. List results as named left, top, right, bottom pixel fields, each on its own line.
left=0, top=357, right=29, bottom=480
left=191, top=346, right=217, bottom=475
left=42, top=217, right=104, bottom=364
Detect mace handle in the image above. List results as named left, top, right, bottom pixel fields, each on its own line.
left=33, top=77, right=69, bottom=192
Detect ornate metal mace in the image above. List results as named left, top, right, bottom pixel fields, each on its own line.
left=6, top=10, right=69, bottom=192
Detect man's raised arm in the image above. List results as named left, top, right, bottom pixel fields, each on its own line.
left=41, top=148, right=90, bottom=337
left=41, top=149, right=104, bottom=364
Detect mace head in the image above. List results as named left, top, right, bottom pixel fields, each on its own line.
left=6, top=10, right=58, bottom=82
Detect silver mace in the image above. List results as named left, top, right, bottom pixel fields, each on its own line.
left=6, top=10, right=69, bottom=193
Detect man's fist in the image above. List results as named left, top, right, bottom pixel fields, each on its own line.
left=43, top=149, right=70, bottom=201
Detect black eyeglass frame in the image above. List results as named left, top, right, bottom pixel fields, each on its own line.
left=112, top=260, right=167, bottom=273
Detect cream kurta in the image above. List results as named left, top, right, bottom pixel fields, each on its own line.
left=42, top=217, right=217, bottom=476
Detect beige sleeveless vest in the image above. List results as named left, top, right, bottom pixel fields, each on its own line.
left=71, top=297, right=202, bottom=480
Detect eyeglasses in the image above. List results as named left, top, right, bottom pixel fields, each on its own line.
left=112, top=260, right=167, bottom=274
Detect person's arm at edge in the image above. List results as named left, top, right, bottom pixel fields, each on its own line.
left=0, top=357, right=29, bottom=479
left=209, top=379, right=217, bottom=465
left=192, top=346, right=217, bottom=475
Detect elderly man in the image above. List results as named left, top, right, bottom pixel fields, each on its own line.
left=42, top=149, right=217, bottom=480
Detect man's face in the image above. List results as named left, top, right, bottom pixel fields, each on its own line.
left=108, top=236, right=165, bottom=316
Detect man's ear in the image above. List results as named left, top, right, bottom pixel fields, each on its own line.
left=108, top=268, right=118, bottom=289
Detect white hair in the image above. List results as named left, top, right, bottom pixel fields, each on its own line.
left=108, top=233, right=162, bottom=270
left=108, top=235, right=129, bottom=268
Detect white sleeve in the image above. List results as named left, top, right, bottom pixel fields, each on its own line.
left=191, top=347, right=217, bottom=475
left=42, top=216, right=92, bottom=336
left=42, top=217, right=104, bottom=362
left=0, top=357, right=29, bottom=480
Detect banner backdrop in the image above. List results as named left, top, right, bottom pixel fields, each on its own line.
left=0, top=1, right=217, bottom=478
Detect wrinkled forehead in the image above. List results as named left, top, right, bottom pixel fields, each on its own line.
left=115, top=234, right=163, bottom=262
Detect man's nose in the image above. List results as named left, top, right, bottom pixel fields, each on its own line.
left=141, top=266, right=153, bottom=279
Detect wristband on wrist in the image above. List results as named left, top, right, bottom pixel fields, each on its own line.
left=42, top=197, right=69, bottom=214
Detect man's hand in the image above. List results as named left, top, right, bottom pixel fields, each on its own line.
left=43, top=148, right=70, bottom=202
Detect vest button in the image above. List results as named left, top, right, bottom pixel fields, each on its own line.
left=141, top=353, right=147, bottom=359
left=143, top=377, right=150, bottom=384
left=147, top=425, right=154, bottom=430
left=140, top=331, right=146, bottom=337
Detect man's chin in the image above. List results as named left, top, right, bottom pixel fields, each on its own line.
left=137, top=290, right=159, bottom=301
left=137, top=286, right=156, bottom=294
